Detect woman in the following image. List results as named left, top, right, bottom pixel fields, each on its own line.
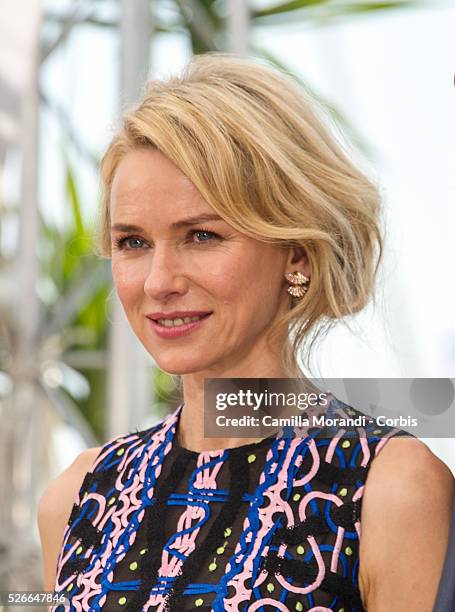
left=38, top=53, right=454, bottom=611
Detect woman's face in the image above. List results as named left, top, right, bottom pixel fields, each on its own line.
left=110, top=148, right=307, bottom=376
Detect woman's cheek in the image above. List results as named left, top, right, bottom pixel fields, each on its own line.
left=112, top=260, right=144, bottom=303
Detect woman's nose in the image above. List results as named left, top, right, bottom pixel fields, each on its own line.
left=143, top=241, right=187, bottom=300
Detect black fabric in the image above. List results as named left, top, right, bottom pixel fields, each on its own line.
left=433, top=498, right=455, bottom=612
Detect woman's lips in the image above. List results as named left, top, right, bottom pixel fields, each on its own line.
left=147, top=313, right=212, bottom=339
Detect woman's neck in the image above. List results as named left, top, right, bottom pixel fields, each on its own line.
left=176, top=360, right=304, bottom=453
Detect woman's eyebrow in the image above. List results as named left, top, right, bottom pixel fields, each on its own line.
left=111, top=214, right=224, bottom=233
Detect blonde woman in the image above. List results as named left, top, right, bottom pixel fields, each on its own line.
left=38, top=54, right=454, bottom=611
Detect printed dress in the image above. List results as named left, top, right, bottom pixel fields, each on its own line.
left=52, top=395, right=409, bottom=611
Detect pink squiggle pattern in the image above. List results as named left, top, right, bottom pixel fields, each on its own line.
left=54, top=431, right=140, bottom=585
left=293, top=438, right=320, bottom=487
left=303, top=435, right=347, bottom=575
left=248, top=599, right=289, bottom=611
left=325, top=429, right=346, bottom=463
left=52, top=410, right=179, bottom=611
left=275, top=534, right=326, bottom=594
left=145, top=451, right=225, bottom=610
left=357, top=429, right=371, bottom=467
left=331, top=520, right=346, bottom=571
left=223, top=437, right=305, bottom=611
left=274, top=490, right=343, bottom=593
left=375, top=428, right=400, bottom=455
left=349, top=428, right=400, bottom=541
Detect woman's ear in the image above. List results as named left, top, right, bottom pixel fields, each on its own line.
left=287, top=246, right=311, bottom=279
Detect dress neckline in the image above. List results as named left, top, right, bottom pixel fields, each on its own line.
left=170, top=403, right=279, bottom=458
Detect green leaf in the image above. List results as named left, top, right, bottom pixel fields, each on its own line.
left=253, top=0, right=333, bottom=19
left=252, top=0, right=423, bottom=22
left=66, top=164, right=84, bottom=237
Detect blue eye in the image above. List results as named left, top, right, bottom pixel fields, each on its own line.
left=114, top=236, right=145, bottom=250
left=190, top=228, right=220, bottom=243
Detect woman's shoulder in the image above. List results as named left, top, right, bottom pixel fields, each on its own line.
left=361, top=435, right=454, bottom=521
left=38, top=446, right=104, bottom=521
left=38, top=420, right=160, bottom=528
left=361, top=435, right=454, bottom=531
left=358, top=435, right=455, bottom=609
left=37, top=446, right=104, bottom=589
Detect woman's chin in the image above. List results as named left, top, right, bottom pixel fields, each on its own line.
left=153, top=356, right=211, bottom=376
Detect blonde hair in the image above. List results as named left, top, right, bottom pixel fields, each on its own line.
left=99, top=53, right=383, bottom=376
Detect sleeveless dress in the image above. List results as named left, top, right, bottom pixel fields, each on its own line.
left=52, top=394, right=409, bottom=611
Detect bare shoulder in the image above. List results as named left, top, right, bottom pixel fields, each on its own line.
left=359, top=436, right=455, bottom=611
left=37, top=446, right=103, bottom=590
left=364, top=435, right=454, bottom=486
left=361, top=436, right=454, bottom=508
left=38, top=447, right=103, bottom=519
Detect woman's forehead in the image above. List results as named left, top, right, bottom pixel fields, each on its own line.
left=110, top=149, right=211, bottom=221
left=111, top=149, right=194, bottom=197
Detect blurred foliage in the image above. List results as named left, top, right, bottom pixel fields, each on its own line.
left=39, top=162, right=107, bottom=439
left=38, top=158, right=180, bottom=439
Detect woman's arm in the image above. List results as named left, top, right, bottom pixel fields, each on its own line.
left=37, top=447, right=102, bottom=591
left=358, top=437, right=455, bottom=611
